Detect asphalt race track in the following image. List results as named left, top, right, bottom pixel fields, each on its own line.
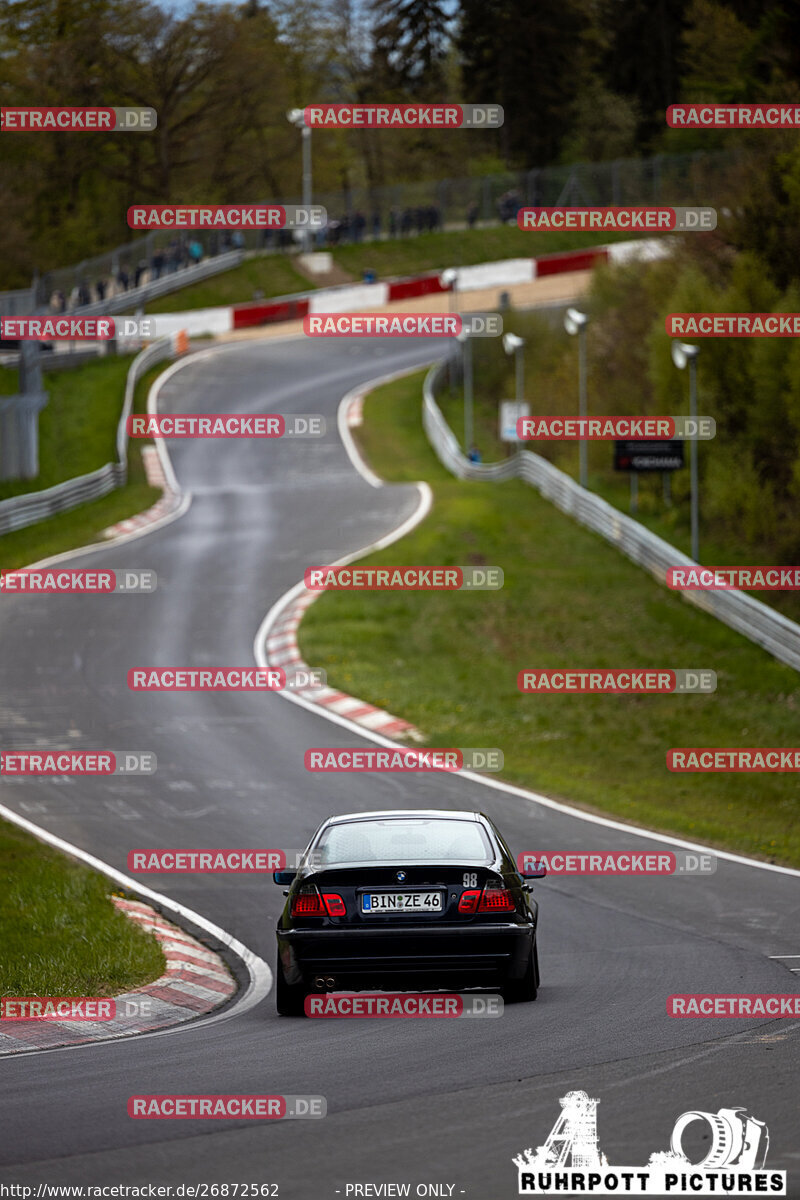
left=0, top=335, right=798, bottom=1196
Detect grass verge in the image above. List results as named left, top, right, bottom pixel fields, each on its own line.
left=0, top=359, right=170, bottom=570
left=0, top=353, right=180, bottom=995
left=331, top=224, right=632, bottom=279
left=436, top=303, right=800, bottom=626
left=145, top=255, right=316, bottom=313
left=298, top=369, right=800, bottom=867
left=0, top=357, right=138, bottom=504
left=140, top=225, right=645, bottom=313
left=0, top=819, right=164, bottom=995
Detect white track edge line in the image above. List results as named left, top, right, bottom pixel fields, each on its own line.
left=256, top=365, right=800, bottom=881
left=2, top=487, right=193, bottom=574
left=0, top=343, right=287, bottom=1055
left=0, top=803, right=272, bottom=1056
left=336, top=363, right=432, bottom=488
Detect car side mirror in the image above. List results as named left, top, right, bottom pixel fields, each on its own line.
left=520, top=861, right=547, bottom=879
left=273, top=870, right=297, bottom=885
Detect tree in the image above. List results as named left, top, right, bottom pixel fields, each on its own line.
left=458, top=0, right=590, bottom=166
left=599, top=0, right=690, bottom=149
left=371, top=0, right=450, bottom=96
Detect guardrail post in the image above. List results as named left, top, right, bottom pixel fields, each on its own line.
left=0, top=396, right=20, bottom=479
left=481, top=176, right=491, bottom=222
left=0, top=391, right=48, bottom=480
left=526, top=169, right=540, bottom=206
left=0, top=340, right=49, bottom=480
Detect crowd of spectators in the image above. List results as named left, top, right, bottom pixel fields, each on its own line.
left=44, top=230, right=248, bottom=312
left=42, top=192, right=525, bottom=312
left=305, top=204, right=442, bottom=247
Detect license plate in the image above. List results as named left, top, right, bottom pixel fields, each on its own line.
left=361, top=891, right=442, bottom=913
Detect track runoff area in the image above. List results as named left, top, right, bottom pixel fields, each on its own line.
left=0, top=100, right=798, bottom=1200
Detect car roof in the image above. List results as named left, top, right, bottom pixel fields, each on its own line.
left=322, top=809, right=484, bottom=826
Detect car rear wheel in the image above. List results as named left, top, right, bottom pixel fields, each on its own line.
left=276, top=956, right=307, bottom=1017
left=504, top=940, right=538, bottom=1004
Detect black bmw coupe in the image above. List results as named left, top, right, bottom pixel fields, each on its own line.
left=273, top=808, right=546, bottom=1015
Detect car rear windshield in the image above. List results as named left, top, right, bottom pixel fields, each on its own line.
left=313, top=818, right=492, bottom=865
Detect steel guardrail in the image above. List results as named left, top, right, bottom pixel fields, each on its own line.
left=422, top=359, right=800, bottom=671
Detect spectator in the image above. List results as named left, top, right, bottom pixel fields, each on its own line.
left=371, top=209, right=381, bottom=239
left=353, top=210, right=366, bottom=243
left=467, top=201, right=479, bottom=229
left=117, top=266, right=129, bottom=291
left=151, top=249, right=164, bottom=280
left=95, top=278, right=106, bottom=301
left=134, top=259, right=147, bottom=288
left=189, top=239, right=203, bottom=265
left=77, top=279, right=91, bottom=306
left=401, top=207, right=414, bottom=236
left=166, top=240, right=180, bottom=272
left=498, top=188, right=523, bottom=223
left=232, top=230, right=245, bottom=250
left=50, top=289, right=66, bottom=313
left=468, top=444, right=482, bottom=463
left=389, top=207, right=400, bottom=237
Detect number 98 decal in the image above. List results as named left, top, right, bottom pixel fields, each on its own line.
left=463, top=872, right=478, bottom=887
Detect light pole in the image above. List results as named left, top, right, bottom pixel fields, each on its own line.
left=286, top=108, right=312, bottom=255
left=503, top=332, right=525, bottom=403
left=440, top=269, right=459, bottom=387
left=564, top=307, right=589, bottom=488
left=456, top=328, right=473, bottom=452
left=671, top=340, right=700, bottom=562
left=503, top=333, right=525, bottom=465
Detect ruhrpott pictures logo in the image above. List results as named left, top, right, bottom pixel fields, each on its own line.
left=512, top=1090, right=785, bottom=1195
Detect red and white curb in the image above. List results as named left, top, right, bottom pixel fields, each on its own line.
left=347, top=392, right=365, bottom=427
left=0, top=897, right=236, bottom=1055
left=103, top=445, right=182, bottom=539
left=266, top=589, right=422, bottom=741
left=263, top=374, right=424, bottom=742
left=257, top=363, right=800, bottom=886
left=159, top=238, right=671, bottom=336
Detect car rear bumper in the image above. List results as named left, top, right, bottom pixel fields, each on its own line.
left=277, top=923, right=533, bottom=990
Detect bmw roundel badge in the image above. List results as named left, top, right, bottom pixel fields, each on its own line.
left=396, top=871, right=407, bottom=881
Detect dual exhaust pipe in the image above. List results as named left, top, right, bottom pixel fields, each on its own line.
left=313, top=975, right=336, bottom=991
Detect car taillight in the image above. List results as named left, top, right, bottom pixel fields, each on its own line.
left=478, top=883, right=516, bottom=912
left=459, top=882, right=516, bottom=914
left=291, top=886, right=325, bottom=917
left=321, top=892, right=346, bottom=916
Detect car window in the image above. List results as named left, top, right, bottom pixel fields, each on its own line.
left=314, top=818, right=492, bottom=864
